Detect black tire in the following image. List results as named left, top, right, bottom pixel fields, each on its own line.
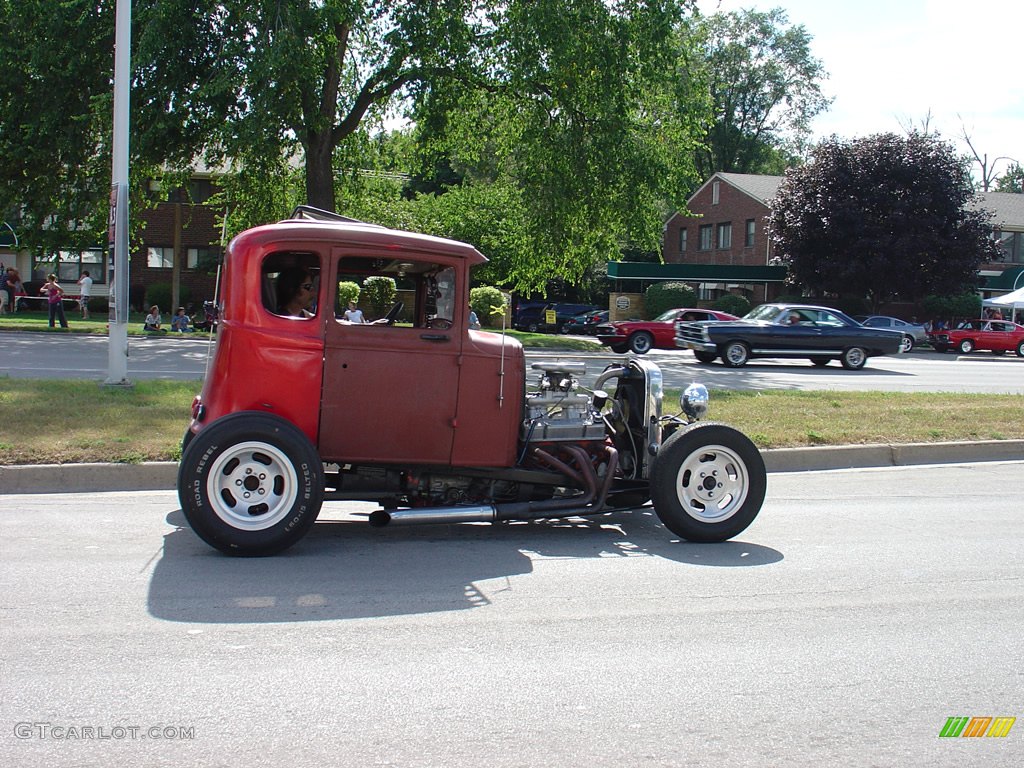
left=722, top=341, right=750, bottom=367
left=526, top=321, right=539, bottom=333
left=650, top=422, right=766, bottom=542
left=958, top=339, right=974, bottom=354
left=181, top=428, right=195, bottom=456
left=693, top=351, right=717, bottom=364
left=1017, top=341, right=1024, bottom=357
left=840, top=346, right=867, bottom=370
left=177, top=412, right=324, bottom=556
left=900, top=335, right=914, bottom=353
left=809, top=356, right=831, bottom=367
left=629, top=332, right=654, bottom=355
left=609, top=343, right=628, bottom=354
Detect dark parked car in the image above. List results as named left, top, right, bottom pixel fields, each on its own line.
left=562, top=309, right=609, bottom=335
left=596, top=308, right=739, bottom=354
left=676, top=303, right=905, bottom=369
left=857, top=315, right=927, bottom=352
left=515, top=302, right=600, bottom=333
left=930, top=319, right=1024, bottom=356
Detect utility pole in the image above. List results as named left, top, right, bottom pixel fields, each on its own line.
left=106, top=0, right=131, bottom=385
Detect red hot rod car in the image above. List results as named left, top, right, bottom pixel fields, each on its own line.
left=178, top=208, right=767, bottom=555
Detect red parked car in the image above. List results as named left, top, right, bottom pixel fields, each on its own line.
left=930, top=319, right=1024, bottom=356
left=596, top=308, right=740, bottom=354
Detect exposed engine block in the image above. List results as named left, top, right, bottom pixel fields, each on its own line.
left=522, top=361, right=606, bottom=443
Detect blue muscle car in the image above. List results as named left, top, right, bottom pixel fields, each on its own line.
left=675, top=303, right=905, bottom=370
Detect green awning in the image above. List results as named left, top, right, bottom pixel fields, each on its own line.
left=608, top=262, right=788, bottom=282
left=982, top=266, right=1024, bottom=290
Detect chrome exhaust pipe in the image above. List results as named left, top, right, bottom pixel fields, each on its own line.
left=368, top=505, right=497, bottom=528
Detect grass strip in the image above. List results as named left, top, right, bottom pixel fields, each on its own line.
left=1, top=379, right=1021, bottom=465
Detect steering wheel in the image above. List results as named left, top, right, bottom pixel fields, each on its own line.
left=383, top=301, right=404, bottom=325
left=426, top=316, right=452, bottom=330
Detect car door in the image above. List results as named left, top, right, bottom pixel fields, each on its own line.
left=319, top=253, right=462, bottom=465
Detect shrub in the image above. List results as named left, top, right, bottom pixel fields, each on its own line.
left=469, top=286, right=507, bottom=327
left=922, top=292, right=982, bottom=323
left=145, top=283, right=190, bottom=312
left=644, top=282, right=697, bottom=319
left=337, top=281, right=360, bottom=308
left=362, top=275, right=396, bottom=320
left=712, top=293, right=752, bottom=317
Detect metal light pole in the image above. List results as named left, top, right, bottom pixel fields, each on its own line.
left=106, top=0, right=131, bottom=385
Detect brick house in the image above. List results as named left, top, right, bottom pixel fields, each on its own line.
left=607, top=173, right=787, bottom=319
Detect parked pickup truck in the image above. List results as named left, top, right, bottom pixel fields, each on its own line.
left=178, top=207, right=767, bottom=556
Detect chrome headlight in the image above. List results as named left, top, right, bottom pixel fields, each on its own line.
left=681, top=383, right=709, bottom=422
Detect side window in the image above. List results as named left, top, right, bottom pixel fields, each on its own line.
left=817, top=311, right=845, bottom=327
left=333, top=256, right=457, bottom=329
left=261, top=252, right=320, bottom=318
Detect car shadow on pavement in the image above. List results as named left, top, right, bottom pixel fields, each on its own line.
left=148, top=507, right=782, bottom=624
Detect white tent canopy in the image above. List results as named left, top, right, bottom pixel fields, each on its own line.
left=983, top=285, right=1024, bottom=309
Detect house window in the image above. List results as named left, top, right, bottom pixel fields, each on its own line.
left=745, top=219, right=756, bottom=247
left=699, top=225, right=713, bottom=251
left=712, top=181, right=720, bottom=205
left=678, top=229, right=687, bottom=254
left=49, top=249, right=106, bottom=284
left=147, top=246, right=174, bottom=269
left=187, top=247, right=221, bottom=270
left=995, top=231, right=1022, bottom=264
left=717, top=222, right=732, bottom=250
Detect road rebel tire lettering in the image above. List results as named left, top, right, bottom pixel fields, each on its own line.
left=176, top=412, right=324, bottom=556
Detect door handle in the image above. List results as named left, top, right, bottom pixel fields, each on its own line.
left=420, top=333, right=450, bottom=342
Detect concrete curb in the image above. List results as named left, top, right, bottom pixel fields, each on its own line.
left=2, top=440, right=1022, bottom=495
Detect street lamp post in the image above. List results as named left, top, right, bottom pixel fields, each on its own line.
left=106, top=0, right=131, bottom=385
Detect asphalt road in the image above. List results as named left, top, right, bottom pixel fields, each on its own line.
left=2, top=462, right=1022, bottom=767
left=5, top=330, right=1024, bottom=393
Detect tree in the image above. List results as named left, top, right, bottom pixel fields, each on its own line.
left=768, top=133, right=1000, bottom=311
left=688, top=7, right=831, bottom=177
left=994, top=163, right=1024, bottom=194
left=0, top=1, right=116, bottom=253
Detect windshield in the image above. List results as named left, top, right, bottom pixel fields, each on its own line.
left=654, top=309, right=680, bottom=322
left=744, top=304, right=782, bottom=321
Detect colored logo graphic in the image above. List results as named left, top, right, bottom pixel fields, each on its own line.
left=940, top=717, right=1015, bottom=738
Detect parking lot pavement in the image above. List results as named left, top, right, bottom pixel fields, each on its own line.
left=3, top=440, right=1022, bottom=494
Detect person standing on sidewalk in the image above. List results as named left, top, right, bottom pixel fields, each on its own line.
left=40, top=274, right=69, bottom=328
left=77, top=270, right=93, bottom=319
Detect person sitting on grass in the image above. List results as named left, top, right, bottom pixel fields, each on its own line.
left=171, top=307, right=193, bottom=332
left=144, top=304, right=167, bottom=332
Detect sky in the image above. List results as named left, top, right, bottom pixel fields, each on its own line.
left=698, top=0, right=1024, bottom=183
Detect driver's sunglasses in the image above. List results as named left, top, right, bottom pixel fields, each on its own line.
left=300, top=282, right=314, bottom=291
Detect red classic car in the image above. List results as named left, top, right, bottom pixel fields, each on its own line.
left=930, top=319, right=1024, bottom=356
left=596, top=308, right=740, bottom=354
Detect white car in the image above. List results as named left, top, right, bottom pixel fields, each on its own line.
left=860, top=315, right=928, bottom=351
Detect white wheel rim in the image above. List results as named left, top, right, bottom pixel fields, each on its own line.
left=900, top=336, right=912, bottom=353
left=673, top=444, right=750, bottom=523
left=726, top=345, right=746, bottom=364
left=206, top=441, right=299, bottom=530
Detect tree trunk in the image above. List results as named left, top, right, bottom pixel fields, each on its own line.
left=304, top=132, right=336, bottom=212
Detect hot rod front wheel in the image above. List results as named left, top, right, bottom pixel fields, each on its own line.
left=650, top=422, right=766, bottom=542
left=178, top=412, right=324, bottom=556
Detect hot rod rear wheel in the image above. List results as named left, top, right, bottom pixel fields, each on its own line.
left=650, top=422, right=766, bottom=542
left=178, top=412, right=324, bottom=556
